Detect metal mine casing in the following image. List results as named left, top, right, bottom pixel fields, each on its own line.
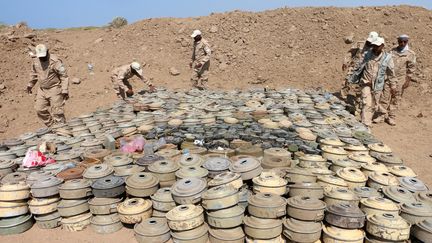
left=366, top=213, right=410, bottom=241
left=126, top=172, right=160, bottom=197
left=206, top=205, right=245, bottom=228
left=322, top=225, right=365, bottom=243
left=288, top=182, right=324, bottom=199
left=134, top=217, right=171, bottom=243
left=117, top=198, right=153, bottom=224
left=0, top=214, right=34, bottom=235
left=283, top=218, right=322, bottom=243
left=208, top=172, right=243, bottom=189
left=61, top=212, right=92, bottom=232
left=91, top=175, right=125, bottom=198
left=412, top=219, right=432, bottom=243
left=209, top=226, right=245, bottom=243
left=247, top=193, right=287, bottom=219
left=30, top=176, right=64, bottom=197
left=58, top=179, right=93, bottom=199
left=89, top=197, right=122, bottom=215
left=90, top=213, right=123, bottom=234
left=34, top=211, right=61, bottom=229
left=150, top=187, right=176, bottom=212
left=201, top=184, right=239, bottom=210
left=57, top=199, right=90, bottom=217
left=325, top=203, right=365, bottom=229
left=229, top=157, right=263, bottom=181
left=360, top=197, right=400, bottom=217
left=171, top=177, right=207, bottom=205
left=252, top=172, right=287, bottom=196
left=324, top=187, right=360, bottom=207
left=285, top=168, right=317, bottom=183
left=165, top=204, right=204, bottom=231
left=0, top=200, right=29, bottom=218
left=170, top=222, right=209, bottom=243
left=286, top=196, right=326, bottom=221
left=0, top=181, right=30, bottom=201
left=28, top=196, right=60, bottom=215
left=244, top=216, right=283, bottom=240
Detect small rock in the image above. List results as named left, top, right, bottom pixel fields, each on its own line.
left=94, top=38, right=103, bottom=44
left=209, top=26, right=218, bottom=33
left=219, top=63, right=228, bottom=71
left=416, top=112, right=424, bottom=118
left=343, top=33, right=354, bottom=44
left=169, top=67, right=180, bottom=76
left=0, top=84, right=5, bottom=90
left=71, top=77, right=81, bottom=84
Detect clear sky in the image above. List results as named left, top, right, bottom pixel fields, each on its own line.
left=1, top=0, right=430, bottom=29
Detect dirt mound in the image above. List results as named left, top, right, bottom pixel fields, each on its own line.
left=0, top=5, right=431, bottom=185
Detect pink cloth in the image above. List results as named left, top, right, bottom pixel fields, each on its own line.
left=23, top=150, right=55, bottom=168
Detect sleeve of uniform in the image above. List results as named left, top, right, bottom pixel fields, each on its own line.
left=386, top=57, right=398, bottom=90
left=406, top=52, right=416, bottom=81
left=342, top=48, right=354, bottom=69
left=142, top=75, right=153, bottom=86
left=28, top=60, right=38, bottom=87
left=54, top=59, right=69, bottom=93
left=116, top=70, right=128, bottom=90
left=201, top=42, right=211, bottom=64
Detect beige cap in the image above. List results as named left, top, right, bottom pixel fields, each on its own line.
left=191, top=29, right=202, bottom=38
left=35, top=44, right=48, bottom=57
left=366, top=31, right=379, bottom=43
left=371, top=37, right=385, bottom=46
left=131, top=62, right=143, bottom=75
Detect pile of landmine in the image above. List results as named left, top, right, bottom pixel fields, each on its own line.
left=0, top=88, right=431, bottom=242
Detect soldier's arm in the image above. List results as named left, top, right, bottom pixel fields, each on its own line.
left=116, top=73, right=128, bottom=90
left=200, top=43, right=211, bottom=64
left=386, top=58, right=398, bottom=91
left=342, top=49, right=353, bottom=71
left=27, top=61, right=38, bottom=88
left=406, top=54, right=416, bottom=81
left=54, top=60, right=69, bottom=94
left=138, top=73, right=153, bottom=87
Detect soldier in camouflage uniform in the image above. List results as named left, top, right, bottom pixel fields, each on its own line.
left=341, top=31, right=378, bottom=114
left=373, top=34, right=416, bottom=126
left=190, top=30, right=211, bottom=90
left=27, top=44, right=69, bottom=127
left=359, top=37, right=397, bottom=128
left=111, top=62, right=155, bottom=99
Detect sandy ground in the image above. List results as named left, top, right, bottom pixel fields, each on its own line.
left=0, top=5, right=431, bottom=242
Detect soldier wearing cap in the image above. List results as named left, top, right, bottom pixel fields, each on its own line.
left=373, top=34, right=416, bottom=126
left=190, top=30, right=211, bottom=90
left=358, top=37, right=397, bottom=128
left=26, top=44, right=69, bottom=127
left=111, top=62, right=155, bottom=99
left=341, top=31, right=378, bottom=113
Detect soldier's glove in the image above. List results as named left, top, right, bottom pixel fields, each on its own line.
left=62, top=93, right=69, bottom=101
left=189, top=62, right=193, bottom=68
left=26, top=86, right=32, bottom=94
left=195, top=63, right=203, bottom=69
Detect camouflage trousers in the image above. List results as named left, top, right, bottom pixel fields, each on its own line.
left=35, top=86, right=66, bottom=127
left=341, top=80, right=361, bottom=115
left=375, top=79, right=402, bottom=120
left=191, top=61, right=210, bottom=89
left=111, top=77, right=133, bottom=99
left=360, top=85, right=379, bottom=127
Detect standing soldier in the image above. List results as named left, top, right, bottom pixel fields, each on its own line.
left=190, top=30, right=211, bottom=90
left=111, top=61, right=155, bottom=99
left=341, top=31, right=378, bottom=114
left=373, top=34, right=416, bottom=126
left=26, top=44, right=69, bottom=127
left=358, top=37, right=397, bottom=128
